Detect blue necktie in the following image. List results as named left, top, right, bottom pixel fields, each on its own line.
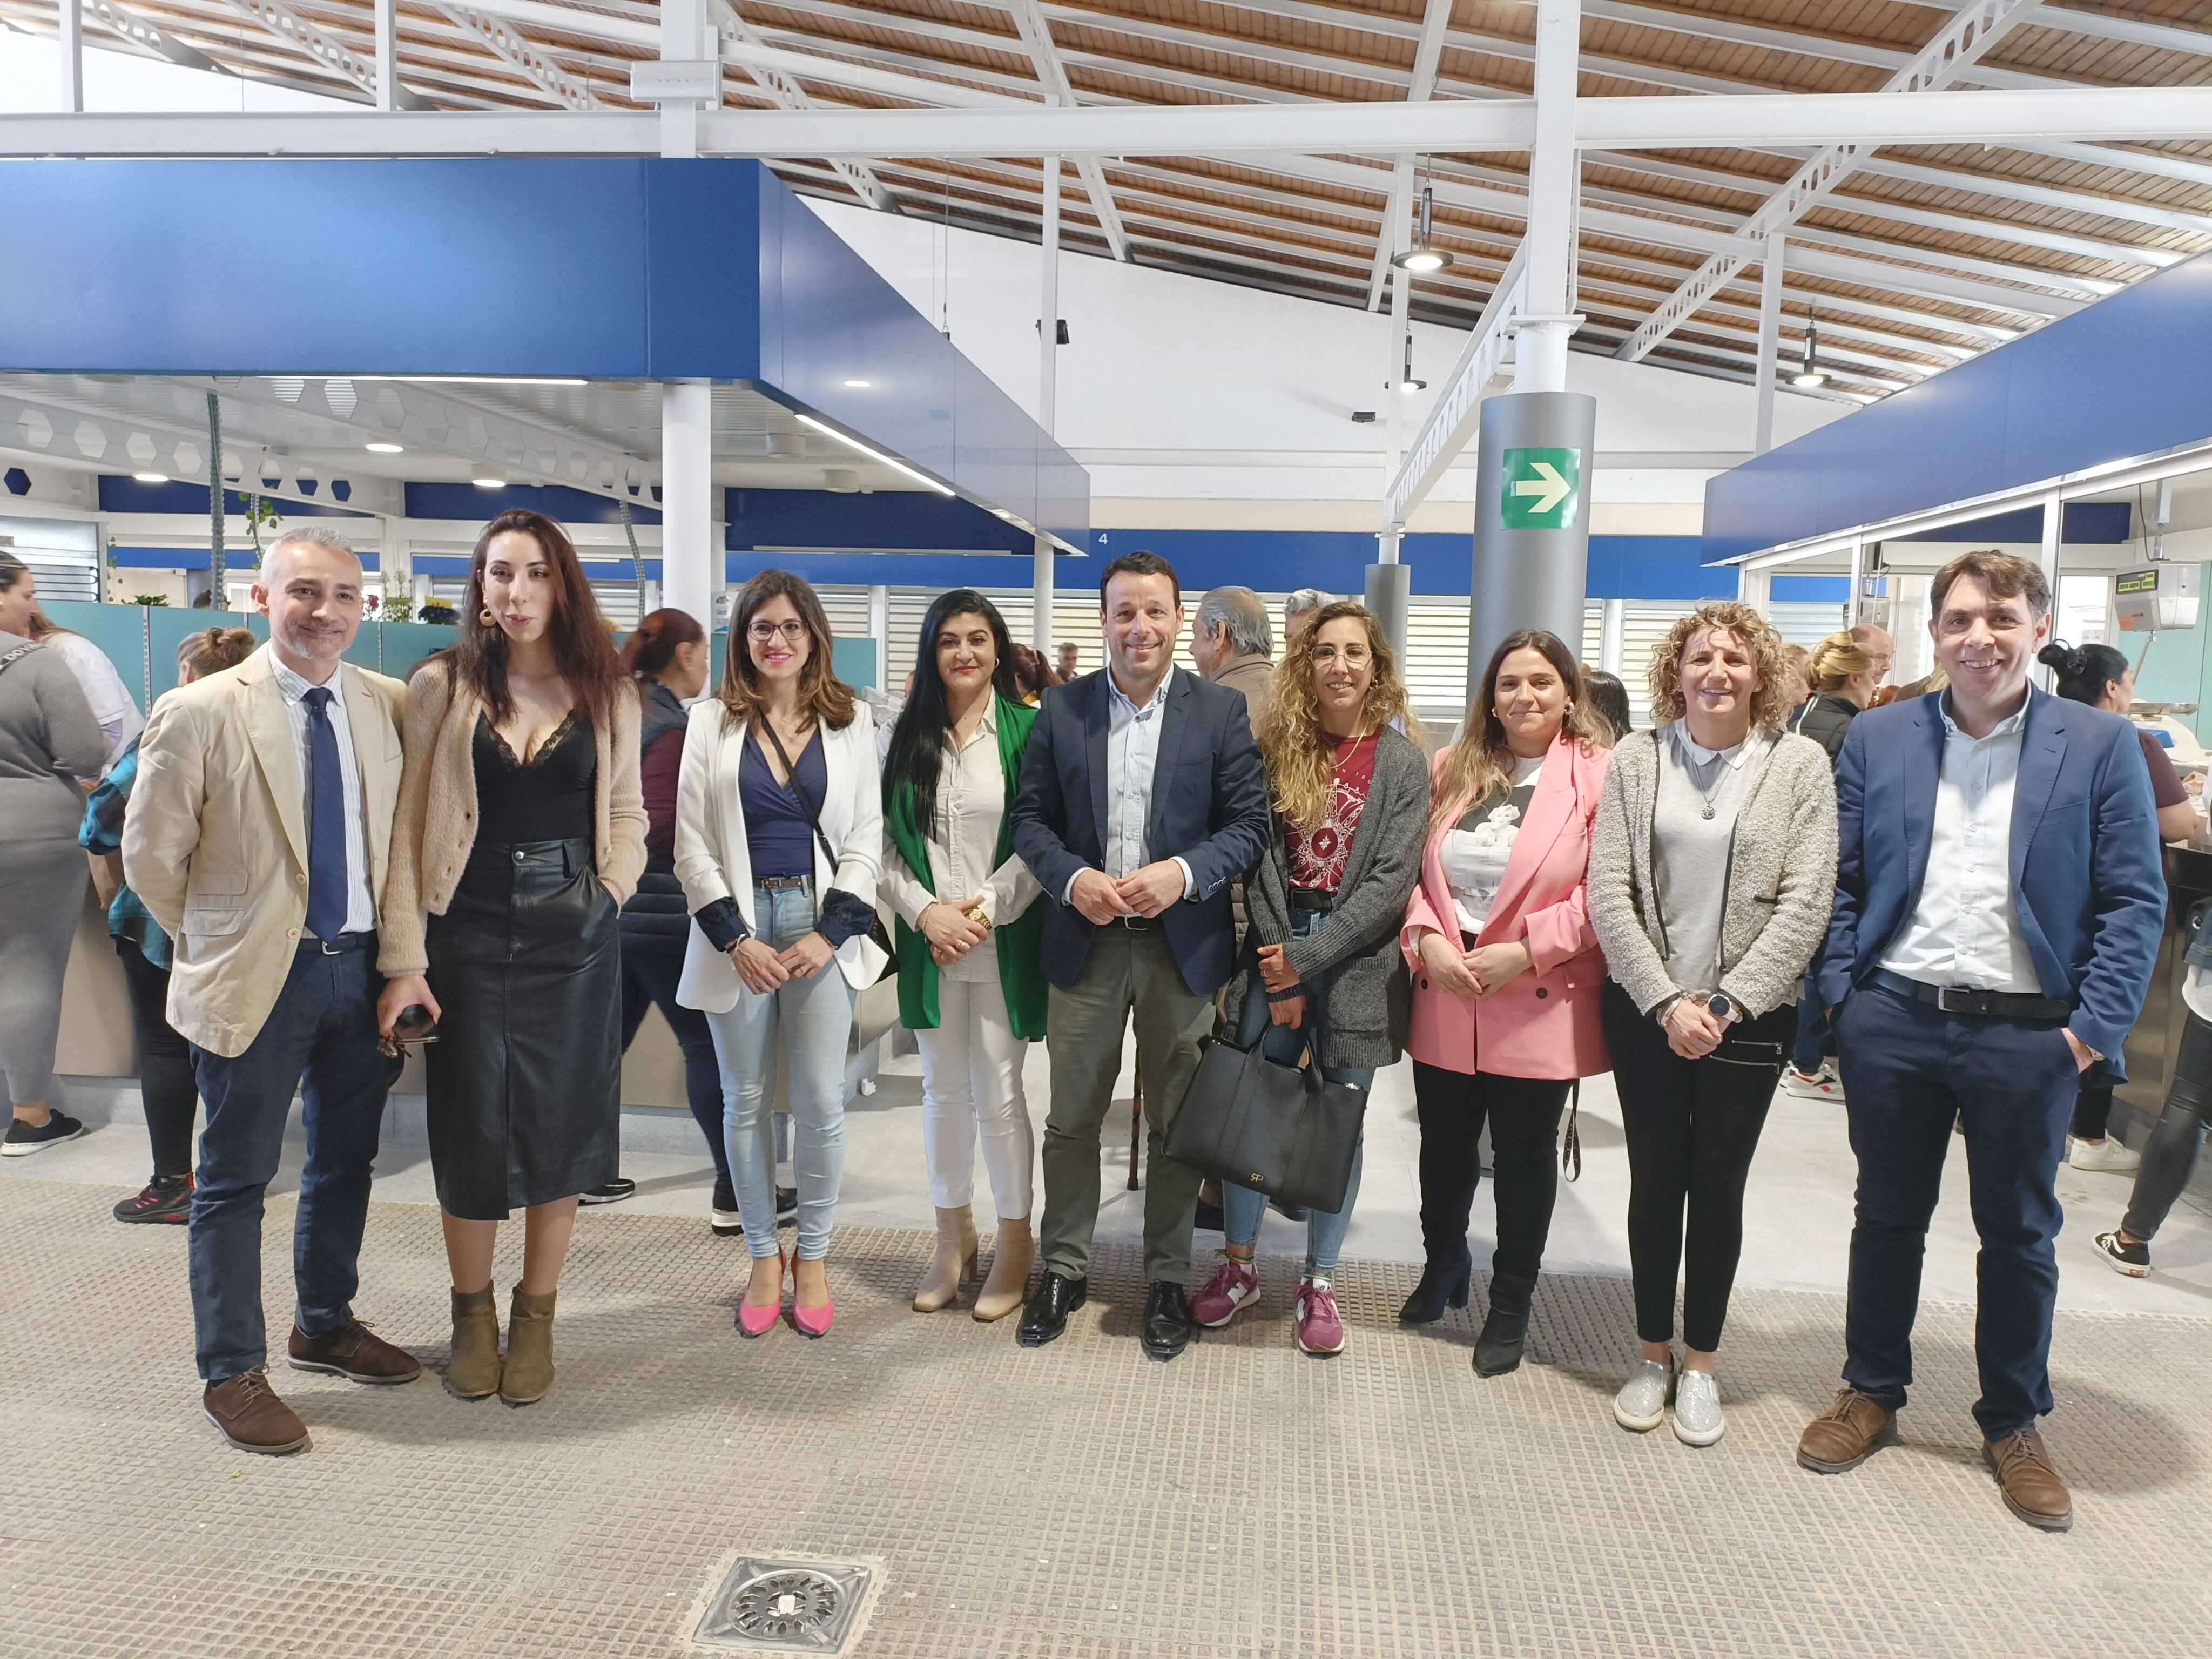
left=302, top=685, right=348, bottom=942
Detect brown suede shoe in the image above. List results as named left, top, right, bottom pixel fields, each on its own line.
left=1797, top=1387, right=1899, bottom=1473
left=1984, top=1428, right=2073, bottom=1532
left=286, top=1319, right=423, bottom=1385
left=204, top=1368, right=310, bottom=1455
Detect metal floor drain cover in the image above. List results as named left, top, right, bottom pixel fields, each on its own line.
left=693, top=1557, right=875, bottom=1654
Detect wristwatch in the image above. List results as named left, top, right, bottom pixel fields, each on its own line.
left=1705, top=990, right=1740, bottom=1025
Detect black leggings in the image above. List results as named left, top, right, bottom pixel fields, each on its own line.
left=1601, top=980, right=1790, bottom=1353
left=2123, top=1010, right=2212, bottom=1242
left=1411, top=1061, right=1570, bottom=1282
left=116, top=938, right=198, bottom=1179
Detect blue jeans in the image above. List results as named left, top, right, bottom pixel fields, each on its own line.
left=1220, top=909, right=1372, bottom=1277
left=621, top=929, right=730, bottom=1186
left=1833, top=978, right=2078, bottom=1439
left=703, top=882, right=854, bottom=1262
left=187, top=938, right=400, bottom=1382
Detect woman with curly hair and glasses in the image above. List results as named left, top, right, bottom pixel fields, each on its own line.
left=1189, top=601, right=1428, bottom=1355
left=1587, top=600, right=1837, bottom=1447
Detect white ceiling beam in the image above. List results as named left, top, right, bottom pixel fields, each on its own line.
left=435, top=4, right=600, bottom=109
left=214, top=0, right=434, bottom=108
left=1364, top=0, right=1453, bottom=314
left=1003, top=0, right=1128, bottom=260
left=711, top=3, right=894, bottom=211
left=446, top=0, right=658, bottom=50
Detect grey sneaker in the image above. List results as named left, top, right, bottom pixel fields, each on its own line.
left=1613, top=1357, right=1674, bottom=1432
left=1671, top=1368, right=1726, bottom=1446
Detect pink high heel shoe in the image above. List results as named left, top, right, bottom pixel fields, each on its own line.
left=737, top=1247, right=789, bottom=1339
left=792, top=1257, right=834, bottom=1338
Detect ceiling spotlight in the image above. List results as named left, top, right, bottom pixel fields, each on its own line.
left=132, top=471, right=169, bottom=483
left=1792, top=304, right=1829, bottom=388
left=1390, top=184, right=1455, bottom=274
left=365, top=441, right=404, bottom=454
left=1393, top=332, right=1426, bottom=395
left=842, top=379, right=871, bottom=388
left=470, top=466, right=507, bottom=488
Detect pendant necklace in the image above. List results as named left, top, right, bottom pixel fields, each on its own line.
left=1692, top=755, right=1729, bottom=820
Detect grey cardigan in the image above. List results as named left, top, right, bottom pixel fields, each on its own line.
left=1223, top=723, right=1428, bottom=1068
left=1587, top=724, right=1838, bottom=1019
left=0, top=631, right=107, bottom=841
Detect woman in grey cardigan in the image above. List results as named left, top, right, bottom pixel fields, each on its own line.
left=0, top=553, right=110, bottom=1155
left=1197, top=602, right=1427, bottom=1356
left=1587, top=600, right=1836, bottom=1447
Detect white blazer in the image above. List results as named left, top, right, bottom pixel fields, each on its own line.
left=673, top=698, right=887, bottom=1009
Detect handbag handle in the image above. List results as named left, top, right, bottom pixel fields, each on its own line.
left=1235, top=947, right=1346, bottom=1090
left=757, top=718, right=841, bottom=875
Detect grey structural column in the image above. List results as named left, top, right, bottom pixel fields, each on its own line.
left=1369, top=219, right=1415, bottom=669
left=867, top=582, right=889, bottom=694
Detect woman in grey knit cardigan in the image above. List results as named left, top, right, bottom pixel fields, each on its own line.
left=1587, top=600, right=1837, bottom=1449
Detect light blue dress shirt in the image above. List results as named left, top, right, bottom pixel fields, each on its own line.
left=1062, top=667, right=1196, bottom=905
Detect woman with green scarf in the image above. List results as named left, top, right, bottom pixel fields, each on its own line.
left=881, top=590, right=1049, bottom=1321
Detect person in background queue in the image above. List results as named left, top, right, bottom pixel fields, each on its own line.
left=1588, top=601, right=1837, bottom=1449
left=1055, top=642, right=1081, bottom=683
left=881, top=591, right=1047, bottom=1322
left=125, top=527, right=420, bottom=1454
left=2036, top=639, right=2191, bottom=1176
left=377, top=510, right=646, bottom=1406
left=612, top=608, right=739, bottom=1230
left=2096, top=902, right=2212, bottom=1280
left=675, top=571, right=885, bottom=1341
left=1397, top=630, right=1611, bottom=1376
left=0, top=550, right=107, bottom=1156
left=1010, top=550, right=1270, bottom=1361
left=1192, top=602, right=1426, bottom=1355
left=1283, top=589, right=1333, bottom=653
left=1798, top=551, right=2163, bottom=1533
left=1851, top=622, right=1896, bottom=690
left=15, top=554, right=143, bottom=771
left=79, top=625, right=257, bottom=1218
left=1579, top=667, right=1631, bottom=744
left=1778, top=631, right=1881, bottom=1105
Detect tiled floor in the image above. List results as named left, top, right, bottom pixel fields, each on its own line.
left=6, top=1048, right=2211, bottom=1657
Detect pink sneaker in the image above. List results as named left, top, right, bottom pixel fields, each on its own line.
left=1191, top=1256, right=1259, bottom=1327
left=1294, top=1279, right=1345, bottom=1356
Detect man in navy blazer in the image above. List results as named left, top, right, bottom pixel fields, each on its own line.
left=1010, top=551, right=1270, bottom=1360
left=1797, top=550, right=2163, bottom=1532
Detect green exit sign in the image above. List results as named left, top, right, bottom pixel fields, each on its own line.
left=1500, top=447, right=1582, bottom=530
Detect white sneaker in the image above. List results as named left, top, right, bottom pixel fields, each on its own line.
left=1670, top=1369, right=1726, bottom=1446
left=2068, top=1137, right=2141, bottom=1174
left=1613, top=1358, right=1675, bottom=1432
left=1781, top=1064, right=1845, bottom=1103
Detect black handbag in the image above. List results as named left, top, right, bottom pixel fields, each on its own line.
left=1164, top=967, right=1367, bottom=1214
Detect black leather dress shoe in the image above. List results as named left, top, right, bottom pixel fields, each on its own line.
left=1016, top=1271, right=1087, bottom=1348
left=1142, top=1280, right=1199, bottom=1362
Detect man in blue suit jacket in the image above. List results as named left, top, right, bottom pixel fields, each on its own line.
left=1010, top=551, right=1271, bottom=1361
left=1797, top=551, right=2164, bottom=1532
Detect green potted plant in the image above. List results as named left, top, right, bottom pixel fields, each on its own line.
left=418, top=598, right=457, bottom=626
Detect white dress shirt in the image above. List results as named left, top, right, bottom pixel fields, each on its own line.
left=50, top=629, right=143, bottom=770
left=1062, top=668, right=1195, bottom=905
left=881, top=703, right=1043, bottom=983
left=1880, top=692, right=2039, bottom=993
left=271, top=656, right=375, bottom=935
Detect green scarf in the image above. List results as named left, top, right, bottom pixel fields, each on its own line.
left=884, top=694, right=1048, bottom=1041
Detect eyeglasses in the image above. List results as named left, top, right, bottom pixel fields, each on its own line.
left=747, top=619, right=810, bottom=644
left=1309, top=643, right=1372, bottom=666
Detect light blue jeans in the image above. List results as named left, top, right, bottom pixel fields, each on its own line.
left=704, top=881, right=855, bottom=1262
left=1221, top=908, right=1372, bottom=1278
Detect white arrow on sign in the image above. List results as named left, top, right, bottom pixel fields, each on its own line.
left=1512, top=461, right=1572, bottom=516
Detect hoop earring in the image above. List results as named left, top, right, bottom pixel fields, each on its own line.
left=479, top=605, right=497, bottom=628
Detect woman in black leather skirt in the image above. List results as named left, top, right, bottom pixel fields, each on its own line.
left=379, top=509, right=645, bottom=1405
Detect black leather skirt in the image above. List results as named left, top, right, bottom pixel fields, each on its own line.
left=425, top=837, right=621, bottom=1220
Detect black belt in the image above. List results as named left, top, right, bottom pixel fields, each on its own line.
left=1107, top=913, right=1161, bottom=930
left=302, top=930, right=376, bottom=955
left=1288, top=887, right=1335, bottom=914
left=755, top=874, right=812, bottom=891
left=1870, top=968, right=2071, bottom=1021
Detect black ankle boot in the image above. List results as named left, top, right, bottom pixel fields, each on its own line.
left=1399, top=1253, right=1473, bottom=1325
left=1473, top=1271, right=1536, bottom=1377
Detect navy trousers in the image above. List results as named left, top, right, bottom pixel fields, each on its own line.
left=187, top=938, right=400, bottom=1384
left=619, top=929, right=730, bottom=1186
left=1832, top=978, right=2080, bottom=1439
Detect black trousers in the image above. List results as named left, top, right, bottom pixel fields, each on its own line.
left=2068, top=1082, right=2115, bottom=1141
left=1601, top=980, right=1791, bottom=1353
left=2123, top=1010, right=2212, bottom=1243
left=116, top=937, right=198, bottom=1179
left=1411, top=1060, right=1570, bottom=1282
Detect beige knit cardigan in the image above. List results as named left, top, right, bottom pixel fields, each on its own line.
left=377, top=660, right=648, bottom=977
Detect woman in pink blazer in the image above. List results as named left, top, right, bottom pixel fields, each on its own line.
left=1399, top=628, right=1611, bottom=1378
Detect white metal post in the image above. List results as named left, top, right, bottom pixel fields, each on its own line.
left=867, top=582, right=889, bottom=693
left=59, top=0, right=83, bottom=113
left=1754, top=233, right=1785, bottom=455
left=375, top=0, right=400, bottom=111
left=660, top=380, right=715, bottom=629
left=2036, top=489, right=2063, bottom=689
left=1599, top=597, right=1624, bottom=674
left=1738, top=565, right=1772, bottom=618
left=1034, top=156, right=1061, bottom=651
left=660, top=0, right=705, bottom=158
left=1846, top=538, right=1866, bottom=625
left=1033, top=533, right=1055, bottom=658
left=1386, top=264, right=1411, bottom=484
left=1513, top=0, right=1582, bottom=395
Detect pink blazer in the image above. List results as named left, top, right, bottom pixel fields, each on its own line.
left=1400, top=734, right=1611, bottom=1080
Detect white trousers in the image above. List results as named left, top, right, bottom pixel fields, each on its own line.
left=916, top=975, right=1034, bottom=1218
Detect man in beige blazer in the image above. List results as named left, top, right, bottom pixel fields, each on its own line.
left=125, top=526, right=420, bottom=1455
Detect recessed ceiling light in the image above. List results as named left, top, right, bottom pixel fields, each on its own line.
left=365, top=441, right=404, bottom=454
left=355, top=376, right=588, bottom=387
left=843, top=379, right=871, bottom=388
left=133, top=471, right=169, bottom=483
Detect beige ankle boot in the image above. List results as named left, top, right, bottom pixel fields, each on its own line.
left=913, top=1206, right=979, bottom=1312
left=448, top=1285, right=501, bottom=1399
left=972, top=1215, right=1036, bottom=1323
left=500, top=1287, right=557, bottom=1405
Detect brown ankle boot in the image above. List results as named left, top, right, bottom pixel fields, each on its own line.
left=972, top=1215, right=1035, bottom=1323
left=447, top=1285, right=501, bottom=1399
left=500, top=1287, right=557, bottom=1405
left=913, top=1205, right=979, bottom=1312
